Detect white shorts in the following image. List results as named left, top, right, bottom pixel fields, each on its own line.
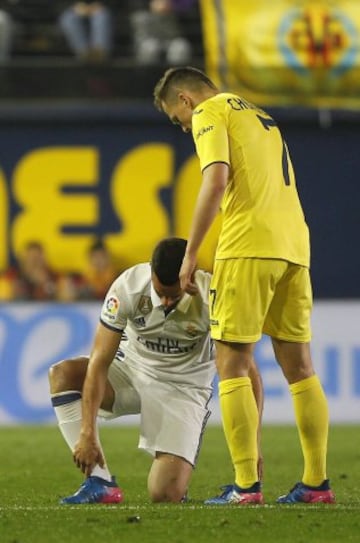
left=100, top=356, right=212, bottom=467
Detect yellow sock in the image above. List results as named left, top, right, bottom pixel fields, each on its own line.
left=219, top=377, right=258, bottom=488
left=290, top=374, right=329, bottom=487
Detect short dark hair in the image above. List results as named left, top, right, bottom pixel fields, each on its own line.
left=151, top=237, right=187, bottom=286
left=25, top=241, right=43, bottom=251
left=153, top=66, right=217, bottom=111
left=89, top=238, right=107, bottom=254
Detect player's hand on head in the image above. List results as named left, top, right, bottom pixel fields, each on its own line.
left=179, top=254, right=198, bottom=295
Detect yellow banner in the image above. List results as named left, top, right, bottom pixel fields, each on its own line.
left=0, top=143, right=219, bottom=276
left=200, top=0, right=360, bottom=109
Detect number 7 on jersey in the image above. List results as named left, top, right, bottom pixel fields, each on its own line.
left=256, top=114, right=291, bottom=186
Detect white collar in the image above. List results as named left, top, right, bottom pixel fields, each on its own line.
left=150, top=282, right=193, bottom=314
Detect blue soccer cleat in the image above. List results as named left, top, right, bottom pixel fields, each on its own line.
left=204, top=482, right=264, bottom=505
left=277, top=479, right=335, bottom=504
left=60, top=476, right=123, bottom=504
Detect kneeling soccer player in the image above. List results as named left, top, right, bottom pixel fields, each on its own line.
left=49, top=237, right=263, bottom=504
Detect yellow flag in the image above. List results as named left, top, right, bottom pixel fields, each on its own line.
left=200, top=0, right=360, bottom=108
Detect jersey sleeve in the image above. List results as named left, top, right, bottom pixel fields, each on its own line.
left=100, top=275, right=129, bottom=332
left=192, top=103, right=230, bottom=171
left=194, top=269, right=211, bottom=306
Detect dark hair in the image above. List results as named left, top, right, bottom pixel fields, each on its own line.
left=24, top=241, right=43, bottom=251
left=89, top=239, right=107, bottom=253
left=153, top=66, right=217, bottom=111
left=151, top=237, right=187, bottom=286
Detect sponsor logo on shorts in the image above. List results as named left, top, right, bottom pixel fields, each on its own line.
left=138, top=295, right=153, bottom=315
left=210, top=319, right=219, bottom=326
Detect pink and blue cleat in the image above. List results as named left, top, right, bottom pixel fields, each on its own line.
left=277, top=480, right=335, bottom=504
left=204, top=482, right=264, bottom=505
left=60, top=476, right=123, bottom=504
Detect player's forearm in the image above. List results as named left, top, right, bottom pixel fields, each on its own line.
left=185, top=169, right=226, bottom=256
left=79, top=323, right=120, bottom=435
left=80, top=361, right=108, bottom=435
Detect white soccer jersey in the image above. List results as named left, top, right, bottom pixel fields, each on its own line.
left=100, top=263, right=215, bottom=387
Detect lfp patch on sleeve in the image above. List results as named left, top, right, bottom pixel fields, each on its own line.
left=103, top=296, right=120, bottom=321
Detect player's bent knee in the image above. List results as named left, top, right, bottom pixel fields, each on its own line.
left=149, top=484, right=186, bottom=503
left=48, top=357, right=88, bottom=393
left=48, top=360, right=71, bottom=392
left=148, top=453, right=191, bottom=503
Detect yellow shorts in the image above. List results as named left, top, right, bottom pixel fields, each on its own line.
left=209, top=258, right=312, bottom=343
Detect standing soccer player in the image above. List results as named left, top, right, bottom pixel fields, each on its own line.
left=154, top=67, right=335, bottom=504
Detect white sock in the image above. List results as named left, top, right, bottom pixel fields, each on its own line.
left=52, top=391, right=112, bottom=482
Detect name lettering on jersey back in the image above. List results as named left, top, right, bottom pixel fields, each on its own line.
left=227, top=97, right=267, bottom=118
left=195, top=125, right=214, bottom=140
left=227, top=97, right=259, bottom=111
left=137, top=335, right=198, bottom=354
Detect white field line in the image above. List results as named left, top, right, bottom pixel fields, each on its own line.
left=0, top=504, right=358, bottom=511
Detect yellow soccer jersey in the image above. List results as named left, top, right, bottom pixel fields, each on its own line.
left=192, top=93, right=310, bottom=267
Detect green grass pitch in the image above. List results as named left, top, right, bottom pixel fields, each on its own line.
left=0, top=424, right=359, bottom=543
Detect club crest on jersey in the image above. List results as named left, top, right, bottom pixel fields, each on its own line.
left=104, top=296, right=120, bottom=320
left=138, top=295, right=153, bottom=315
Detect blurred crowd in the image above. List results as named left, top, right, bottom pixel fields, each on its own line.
left=0, top=239, right=120, bottom=302
left=0, top=0, right=202, bottom=301
left=0, top=0, right=201, bottom=64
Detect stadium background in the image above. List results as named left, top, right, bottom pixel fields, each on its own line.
left=0, top=0, right=359, bottom=424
